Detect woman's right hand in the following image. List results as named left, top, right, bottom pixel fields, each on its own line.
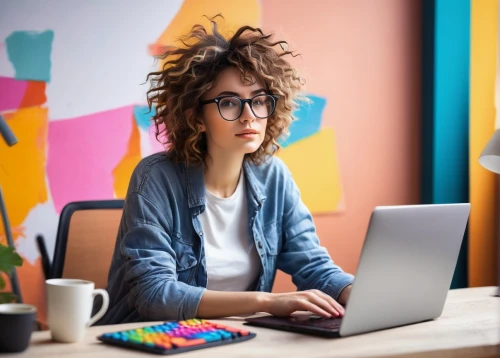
left=260, top=290, right=345, bottom=318
left=197, top=289, right=344, bottom=319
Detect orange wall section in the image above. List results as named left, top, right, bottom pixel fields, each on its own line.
left=469, top=0, right=498, bottom=287
left=262, top=0, right=422, bottom=292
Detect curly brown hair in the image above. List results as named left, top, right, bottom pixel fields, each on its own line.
left=146, top=17, right=304, bottom=166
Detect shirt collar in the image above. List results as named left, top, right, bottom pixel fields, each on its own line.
left=184, top=163, right=205, bottom=209
left=242, top=159, right=266, bottom=208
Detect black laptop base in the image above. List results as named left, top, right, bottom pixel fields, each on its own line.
left=244, top=315, right=342, bottom=338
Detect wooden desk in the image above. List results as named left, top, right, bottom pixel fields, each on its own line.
left=5, top=287, right=499, bottom=358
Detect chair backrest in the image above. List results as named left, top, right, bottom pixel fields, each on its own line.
left=50, top=200, right=124, bottom=289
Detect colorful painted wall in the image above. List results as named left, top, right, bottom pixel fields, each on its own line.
left=263, top=0, right=422, bottom=292
left=469, top=0, right=499, bottom=288
left=0, top=0, right=422, bottom=320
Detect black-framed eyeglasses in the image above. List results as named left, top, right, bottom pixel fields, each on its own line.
left=200, top=94, right=279, bottom=121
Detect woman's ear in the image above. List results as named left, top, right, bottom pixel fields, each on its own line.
left=197, top=121, right=206, bottom=132
left=196, top=107, right=206, bottom=132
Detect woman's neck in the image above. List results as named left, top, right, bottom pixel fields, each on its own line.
left=204, top=152, right=245, bottom=198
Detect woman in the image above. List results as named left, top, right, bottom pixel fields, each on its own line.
left=98, top=20, right=354, bottom=325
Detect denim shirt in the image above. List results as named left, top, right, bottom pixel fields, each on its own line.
left=97, top=152, right=354, bottom=325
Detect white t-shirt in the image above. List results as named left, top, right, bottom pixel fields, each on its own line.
left=199, top=172, right=261, bottom=291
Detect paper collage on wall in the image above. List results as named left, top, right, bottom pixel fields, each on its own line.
left=0, top=0, right=344, bottom=320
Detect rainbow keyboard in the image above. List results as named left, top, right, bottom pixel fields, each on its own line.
left=97, top=319, right=256, bottom=355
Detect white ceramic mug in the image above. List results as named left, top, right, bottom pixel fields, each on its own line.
left=46, top=279, right=109, bottom=343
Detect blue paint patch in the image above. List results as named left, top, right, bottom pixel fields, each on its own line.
left=280, top=95, right=326, bottom=148
left=421, top=0, right=470, bottom=289
left=5, top=30, right=54, bottom=82
left=133, top=105, right=154, bottom=130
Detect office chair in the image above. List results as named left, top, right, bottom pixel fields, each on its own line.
left=37, top=200, right=124, bottom=289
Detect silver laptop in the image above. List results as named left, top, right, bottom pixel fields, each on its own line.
left=245, top=203, right=471, bottom=337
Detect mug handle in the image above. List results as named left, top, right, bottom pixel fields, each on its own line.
left=89, top=289, right=109, bottom=327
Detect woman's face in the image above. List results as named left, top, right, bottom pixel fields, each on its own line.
left=199, top=67, right=268, bottom=159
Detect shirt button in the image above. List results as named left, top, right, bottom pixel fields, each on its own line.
left=257, top=241, right=263, bottom=249
left=199, top=232, right=203, bottom=236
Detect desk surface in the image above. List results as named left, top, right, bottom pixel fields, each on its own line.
left=6, top=287, right=500, bottom=358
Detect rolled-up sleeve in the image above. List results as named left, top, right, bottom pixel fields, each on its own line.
left=277, top=170, right=354, bottom=301
left=120, top=193, right=205, bottom=321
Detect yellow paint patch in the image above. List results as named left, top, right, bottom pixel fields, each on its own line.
left=277, top=128, right=343, bottom=213
left=152, top=0, right=260, bottom=68
left=469, top=0, right=498, bottom=286
left=0, top=107, right=48, bottom=238
left=112, top=118, right=142, bottom=199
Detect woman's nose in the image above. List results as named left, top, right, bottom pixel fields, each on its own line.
left=239, top=102, right=256, bottom=123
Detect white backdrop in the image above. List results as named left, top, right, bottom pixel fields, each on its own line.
left=0, top=0, right=182, bottom=120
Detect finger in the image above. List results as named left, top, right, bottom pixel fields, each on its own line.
left=298, top=300, right=331, bottom=318
left=312, top=290, right=338, bottom=308
left=312, top=290, right=345, bottom=315
left=305, top=292, right=341, bottom=317
left=309, top=290, right=343, bottom=315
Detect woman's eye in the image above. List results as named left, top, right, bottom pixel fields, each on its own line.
left=220, top=100, right=237, bottom=107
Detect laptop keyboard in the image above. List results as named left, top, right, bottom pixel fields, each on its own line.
left=289, top=316, right=343, bottom=330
